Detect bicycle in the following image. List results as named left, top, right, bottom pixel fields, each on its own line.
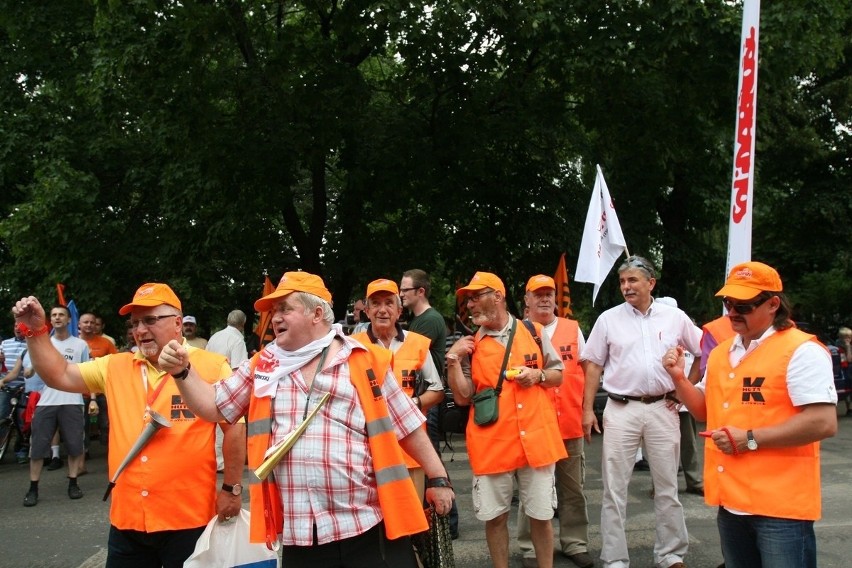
left=0, top=385, right=25, bottom=463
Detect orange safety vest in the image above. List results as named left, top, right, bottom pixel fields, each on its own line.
left=104, top=349, right=228, bottom=531
left=702, top=316, right=735, bottom=346
left=246, top=344, right=428, bottom=546
left=467, top=320, right=567, bottom=475
left=352, top=330, right=431, bottom=468
left=704, top=328, right=823, bottom=520
left=547, top=318, right=585, bottom=440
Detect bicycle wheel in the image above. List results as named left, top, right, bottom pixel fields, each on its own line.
left=0, top=418, right=12, bottom=463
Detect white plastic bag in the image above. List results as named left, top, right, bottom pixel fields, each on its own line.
left=184, top=509, right=279, bottom=568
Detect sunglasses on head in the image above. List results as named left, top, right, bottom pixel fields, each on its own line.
left=622, top=256, right=656, bottom=278
left=723, top=295, right=770, bottom=315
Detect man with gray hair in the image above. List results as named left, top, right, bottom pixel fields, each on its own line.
left=206, top=310, right=249, bottom=370
left=581, top=255, right=701, bottom=568
left=160, top=271, right=454, bottom=565
left=206, top=309, right=249, bottom=471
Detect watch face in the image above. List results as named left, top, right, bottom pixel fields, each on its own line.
left=232, top=484, right=242, bottom=496
left=747, top=440, right=757, bottom=450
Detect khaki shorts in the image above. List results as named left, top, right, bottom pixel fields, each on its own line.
left=472, top=464, right=556, bottom=521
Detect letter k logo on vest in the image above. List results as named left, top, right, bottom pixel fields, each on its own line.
left=741, top=376, right=765, bottom=404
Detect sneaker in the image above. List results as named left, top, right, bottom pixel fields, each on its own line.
left=46, top=457, right=63, bottom=471
left=23, top=490, right=38, bottom=507
left=68, top=485, right=83, bottom=500
left=634, top=458, right=650, bottom=471
left=565, top=551, right=595, bottom=568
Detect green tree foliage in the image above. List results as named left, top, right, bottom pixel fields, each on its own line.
left=0, top=0, right=849, bottom=337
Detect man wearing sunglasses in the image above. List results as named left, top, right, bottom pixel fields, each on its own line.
left=581, top=255, right=701, bottom=568
left=663, top=261, right=837, bottom=568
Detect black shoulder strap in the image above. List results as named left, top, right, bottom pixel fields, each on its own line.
left=494, top=318, right=517, bottom=395
left=522, top=319, right=542, bottom=349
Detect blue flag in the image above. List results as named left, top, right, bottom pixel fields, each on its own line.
left=67, top=300, right=80, bottom=337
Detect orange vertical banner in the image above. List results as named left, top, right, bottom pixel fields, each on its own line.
left=56, top=283, right=67, bottom=307
left=254, top=276, right=276, bottom=348
left=553, top=253, right=573, bottom=317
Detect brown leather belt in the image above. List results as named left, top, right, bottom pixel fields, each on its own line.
left=609, top=391, right=678, bottom=404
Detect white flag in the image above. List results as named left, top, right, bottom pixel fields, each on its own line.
left=575, top=165, right=627, bottom=305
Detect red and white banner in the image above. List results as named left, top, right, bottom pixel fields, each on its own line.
left=726, top=0, right=760, bottom=277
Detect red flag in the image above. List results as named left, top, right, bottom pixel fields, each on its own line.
left=56, top=283, right=67, bottom=307
left=554, top=253, right=573, bottom=317
left=254, top=276, right=276, bottom=348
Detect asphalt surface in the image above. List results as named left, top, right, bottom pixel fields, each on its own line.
left=2, top=408, right=851, bottom=568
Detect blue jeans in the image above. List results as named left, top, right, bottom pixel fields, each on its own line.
left=717, top=506, right=816, bottom=568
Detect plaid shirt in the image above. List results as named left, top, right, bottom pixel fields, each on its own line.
left=216, top=332, right=424, bottom=546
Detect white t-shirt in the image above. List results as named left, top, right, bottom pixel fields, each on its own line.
left=38, top=335, right=90, bottom=406
left=206, top=326, right=249, bottom=370
left=697, top=326, right=837, bottom=405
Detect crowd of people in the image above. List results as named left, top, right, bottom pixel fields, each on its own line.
left=0, top=258, right=846, bottom=568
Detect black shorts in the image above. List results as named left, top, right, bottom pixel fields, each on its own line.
left=30, top=405, right=85, bottom=458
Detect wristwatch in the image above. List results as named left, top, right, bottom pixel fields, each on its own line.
left=221, top=482, right=242, bottom=496
left=171, top=362, right=191, bottom=381
left=746, top=430, right=758, bottom=451
left=426, top=476, right=453, bottom=490
left=539, top=370, right=546, bottom=384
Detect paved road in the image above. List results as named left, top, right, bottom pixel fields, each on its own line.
left=2, top=409, right=851, bottom=568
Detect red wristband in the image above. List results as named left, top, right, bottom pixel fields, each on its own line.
left=720, top=427, right=739, bottom=456
left=16, top=322, right=50, bottom=338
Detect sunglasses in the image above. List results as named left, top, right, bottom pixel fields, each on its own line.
left=723, top=296, right=770, bottom=315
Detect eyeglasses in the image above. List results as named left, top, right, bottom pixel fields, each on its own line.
left=399, top=287, right=417, bottom=294
left=466, top=290, right=495, bottom=303
left=129, top=314, right=179, bottom=329
left=723, top=296, right=770, bottom=315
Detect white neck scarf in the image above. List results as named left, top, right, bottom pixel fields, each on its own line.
left=253, top=325, right=341, bottom=398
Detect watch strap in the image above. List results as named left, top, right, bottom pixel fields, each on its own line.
left=171, top=361, right=191, bottom=380
left=426, top=476, right=453, bottom=489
